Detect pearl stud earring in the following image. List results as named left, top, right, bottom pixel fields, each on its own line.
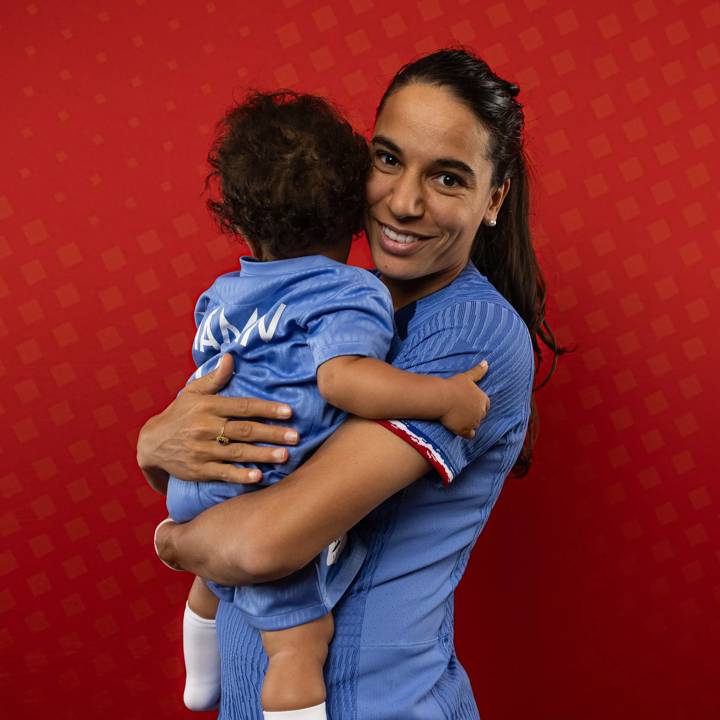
left=487, top=219, right=497, bottom=227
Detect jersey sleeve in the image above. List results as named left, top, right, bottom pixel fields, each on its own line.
left=378, top=302, right=535, bottom=485
left=302, top=277, right=395, bottom=370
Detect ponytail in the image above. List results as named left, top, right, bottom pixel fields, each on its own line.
left=379, top=47, right=570, bottom=477
left=472, top=151, right=568, bottom=477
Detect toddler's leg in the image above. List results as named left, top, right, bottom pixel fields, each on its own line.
left=183, top=576, right=221, bottom=711
left=261, top=612, right=334, bottom=719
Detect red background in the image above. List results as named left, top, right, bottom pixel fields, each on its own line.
left=2, top=1, right=718, bottom=718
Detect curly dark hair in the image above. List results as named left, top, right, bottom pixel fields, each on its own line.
left=206, top=91, right=370, bottom=259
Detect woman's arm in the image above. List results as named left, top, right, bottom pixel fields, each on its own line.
left=154, top=417, right=430, bottom=585
left=137, top=354, right=300, bottom=493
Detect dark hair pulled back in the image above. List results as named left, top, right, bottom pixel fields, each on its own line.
left=378, top=48, right=568, bottom=477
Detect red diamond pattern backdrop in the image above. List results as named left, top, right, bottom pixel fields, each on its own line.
left=1, top=1, right=718, bottom=718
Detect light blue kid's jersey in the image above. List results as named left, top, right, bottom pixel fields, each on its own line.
left=215, top=262, right=536, bottom=719
left=166, top=253, right=396, bottom=631
left=166, top=253, right=395, bottom=524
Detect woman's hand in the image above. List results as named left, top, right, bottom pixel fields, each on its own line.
left=439, top=361, right=491, bottom=439
left=151, top=417, right=431, bottom=585
left=136, top=354, right=299, bottom=492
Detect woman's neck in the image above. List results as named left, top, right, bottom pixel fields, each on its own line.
left=382, top=263, right=468, bottom=311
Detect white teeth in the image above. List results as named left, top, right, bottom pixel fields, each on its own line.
left=382, top=224, right=419, bottom=244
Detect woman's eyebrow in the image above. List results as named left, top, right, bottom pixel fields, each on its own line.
left=371, top=134, right=402, bottom=154
left=372, top=135, right=475, bottom=178
left=432, top=158, right=475, bottom=178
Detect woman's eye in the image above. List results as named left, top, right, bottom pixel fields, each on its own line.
left=438, top=173, right=462, bottom=188
left=375, top=151, right=399, bottom=167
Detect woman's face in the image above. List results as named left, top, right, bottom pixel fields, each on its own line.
left=365, top=82, right=509, bottom=307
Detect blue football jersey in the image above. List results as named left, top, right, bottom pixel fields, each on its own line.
left=167, top=253, right=395, bottom=519
left=165, top=253, right=395, bottom=630
left=215, top=262, right=535, bottom=718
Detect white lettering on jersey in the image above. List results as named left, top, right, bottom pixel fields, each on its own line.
left=326, top=534, right=347, bottom=566
left=193, top=303, right=287, bottom=354
left=219, top=308, right=241, bottom=344
left=239, top=304, right=287, bottom=347
left=195, top=306, right=221, bottom=352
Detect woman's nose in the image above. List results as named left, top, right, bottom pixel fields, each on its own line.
left=387, top=171, right=424, bottom=219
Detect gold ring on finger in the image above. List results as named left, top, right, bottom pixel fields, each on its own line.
left=215, top=421, right=230, bottom=445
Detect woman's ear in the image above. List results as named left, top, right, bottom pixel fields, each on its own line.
left=485, top=178, right=511, bottom=224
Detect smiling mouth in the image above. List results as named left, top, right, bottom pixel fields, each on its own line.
left=377, top=222, right=431, bottom=245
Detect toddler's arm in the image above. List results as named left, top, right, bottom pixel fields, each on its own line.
left=317, top=356, right=490, bottom=438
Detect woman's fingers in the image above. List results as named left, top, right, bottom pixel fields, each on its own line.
left=204, top=462, right=265, bottom=485
left=136, top=354, right=297, bottom=486
left=212, top=441, right=290, bottom=466
left=192, top=434, right=293, bottom=483
left=464, top=359, right=489, bottom=383
left=224, top=420, right=299, bottom=445
left=184, top=353, right=235, bottom=394
left=183, top=356, right=293, bottom=420
left=201, top=394, right=293, bottom=421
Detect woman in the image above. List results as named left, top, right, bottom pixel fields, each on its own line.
left=139, top=49, right=561, bottom=718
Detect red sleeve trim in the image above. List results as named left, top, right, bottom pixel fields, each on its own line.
left=375, top=420, right=454, bottom=486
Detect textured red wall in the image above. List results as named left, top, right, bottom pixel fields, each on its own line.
left=2, top=1, right=717, bottom=718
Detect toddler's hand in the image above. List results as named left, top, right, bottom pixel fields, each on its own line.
left=440, top=361, right=491, bottom=438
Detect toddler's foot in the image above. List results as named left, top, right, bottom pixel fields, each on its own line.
left=263, top=703, right=327, bottom=719
left=183, top=603, right=220, bottom=711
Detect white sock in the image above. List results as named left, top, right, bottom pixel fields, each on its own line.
left=182, top=603, right=221, bottom=711
left=263, top=703, right=327, bottom=719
